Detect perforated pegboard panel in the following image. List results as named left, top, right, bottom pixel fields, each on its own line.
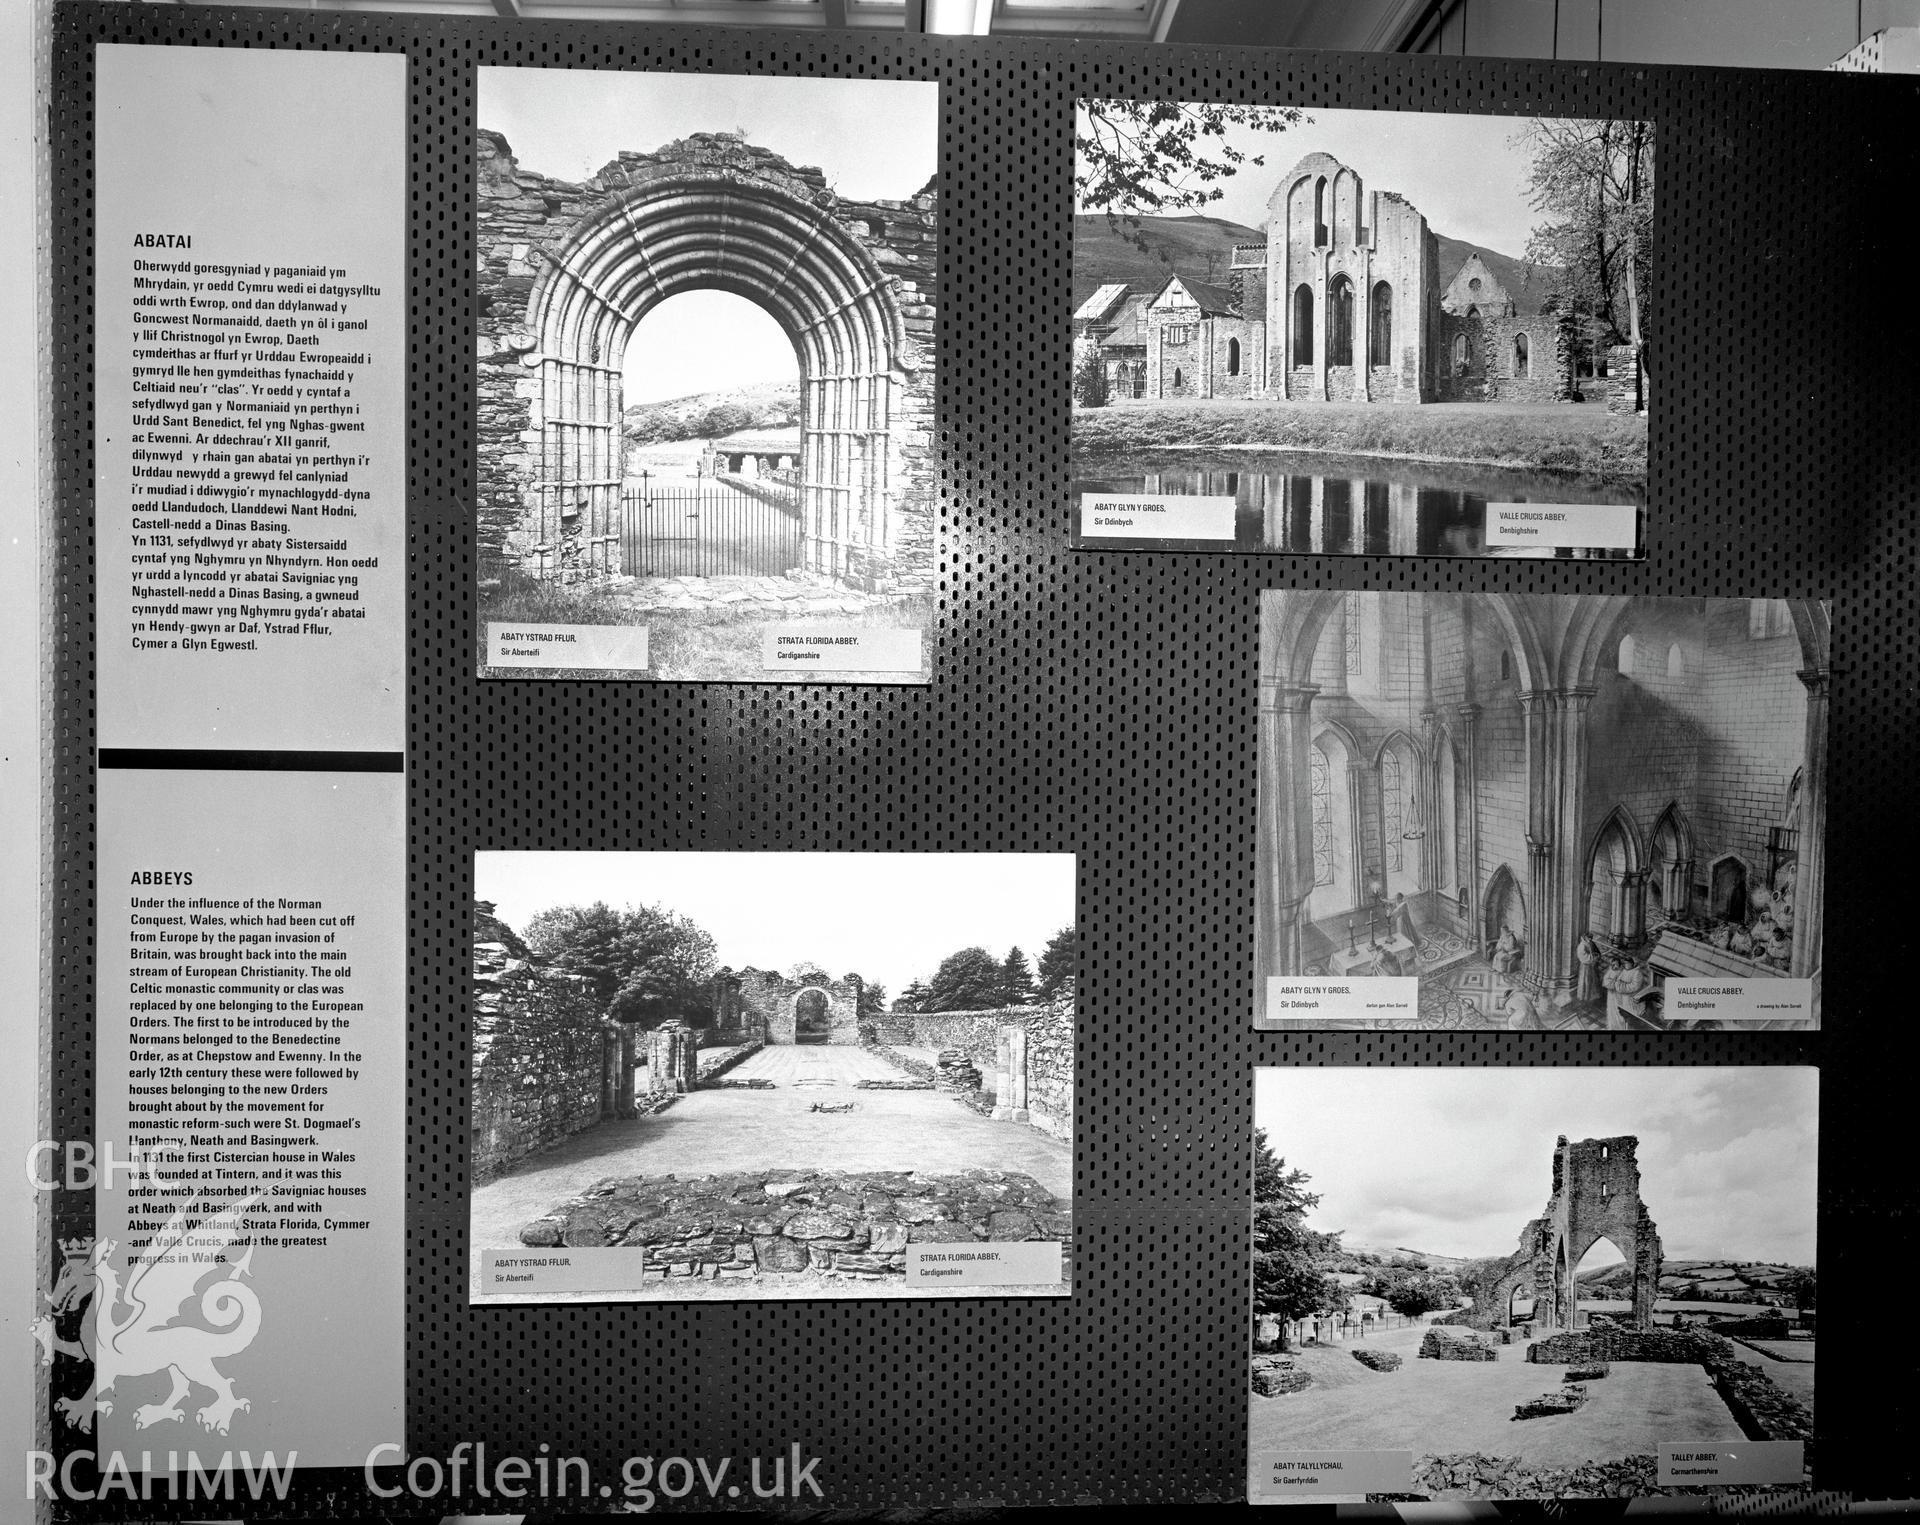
left=49, top=3, right=1920, bottom=1513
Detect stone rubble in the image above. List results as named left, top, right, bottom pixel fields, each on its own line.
left=1419, top=1326, right=1499, bottom=1362
left=935, top=1048, right=982, bottom=1090
left=518, top=1168, right=1070, bottom=1282
left=1512, top=1384, right=1587, bottom=1420
left=1250, top=1356, right=1313, bottom=1397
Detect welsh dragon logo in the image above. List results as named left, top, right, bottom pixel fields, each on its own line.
left=35, top=1196, right=264, bottom=1435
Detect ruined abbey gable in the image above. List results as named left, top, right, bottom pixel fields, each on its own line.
left=475, top=129, right=937, bottom=592
left=708, top=966, right=863, bottom=1046
left=1460, top=1134, right=1663, bottom=1332
left=1078, top=152, right=1580, bottom=407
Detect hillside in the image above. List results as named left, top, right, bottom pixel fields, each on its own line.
left=1333, top=1243, right=1474, bottom=1274
left=1072, top=214, right=1560, bottom=318
left=1579, top=1258, right=1807, bottom=1303
left=1071, top=213, right=1264, bottom=311
left=623, top=380, right=800, bottom=446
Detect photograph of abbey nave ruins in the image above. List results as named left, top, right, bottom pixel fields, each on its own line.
left=474, top=69, right=936, bottom=681
left=1249, top=1066, right=1816, bottom=1505
left=469, top=852, right=1074, bottom=1302
left=1256, top=592, right=1828, bottom=1030
left=1072, top=107, right=1649, bottom=557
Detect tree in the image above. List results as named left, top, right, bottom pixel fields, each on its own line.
left=1072, top=344, right=1109, bottom=408
left=1786, top=1268, right=1816, bottom=1312
left=893, top=978, right=930, bottom=1014
left=698, top=401, right=755, bottom=439
left=854, top=978, right=888, bottom=1018
left=1252, top=1130, right=1348, bottom=1341
left=1000, top=946, right=1036, bottom=1007
left=523, top=900, right=719, bottom=1026
left=1036, top=925, right=1078, bottom=999
left=1362, top=1266, right=1460, bottom=1318
left=923, top=946, right=1006, bottom=1013
left=1515, top=117, right=1655, bottom=392
left=785, top=961, right=834, bottom=988
left=1077, top=100, right=1309, bottom=255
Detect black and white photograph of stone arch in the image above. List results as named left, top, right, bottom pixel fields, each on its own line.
left=469, top=851, right=1075, bottom=1302
left=1250, top=1066, right=1817, bottom=1504
left=1072, top=106, right=1650, bottom=558
left=475, top=69, right=936, bottom=681
left=1256, top=590, right=1828, bottom=1030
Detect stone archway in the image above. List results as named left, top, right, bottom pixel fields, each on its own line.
left=475, top=130, right=936, bottom=592
left=792, top=987, right=834, bottom=1045
left=709, top=966, right=862, bottom=1045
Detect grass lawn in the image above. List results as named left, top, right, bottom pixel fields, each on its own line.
left=1074, top=398, right=1646, bottom=479
left=1250, top=1328, right=1745, bottom=1469
left=476, top=575, right=932, bottom=683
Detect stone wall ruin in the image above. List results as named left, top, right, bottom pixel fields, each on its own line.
left=471, top=901, right=635, bottom=1181
left=709, top=966, right=863, bottom=1045
left=1459, top=1133, right=1663, bottom=1332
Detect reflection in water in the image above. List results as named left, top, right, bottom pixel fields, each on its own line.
left=1074, top=451, right=1644, bottom=558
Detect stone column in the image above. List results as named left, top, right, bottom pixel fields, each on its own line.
left=1258, top=679, right=1321, bottom=1000
left=645, top=1020, right=698, bottom=1096
left=1345, top=762, right=1370, bottom=916
left=1791, top=668, right=1828, bottom=986
left=1520, top=688, right=1594, bottom=1001
left=611, top=1022, right=637, bottom=1119
left=1418, top=708, right=1442, bottom=893
left=1618, top=868, right=1650, bottom=946
left=1457, top=703, right=1483, bottom=948
left=1356, top=248, right=1373, bottom=401
left=1314, top=253, right=1329, bottom=401
left=1662, top=856, right=1693, bottom=918
left=992, top=1024, right=1029, bottom=1123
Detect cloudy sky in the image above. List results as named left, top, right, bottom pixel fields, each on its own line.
left=478, top=852, right=1074, bottom=1000
left=1254, top=1067, right=1817, bottom=1268
left=1078, top=105, right=1578, bottom=261
left=482, top=69, right=937, bottom=405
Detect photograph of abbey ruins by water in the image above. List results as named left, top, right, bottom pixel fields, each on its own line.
left=1250, top=1067, right=1816, bottom=1505
left=469, top=852, right=1074, bottom=1302
left=1071, top=105, right=1651, bottom=558
left=474, top=69, right=937, bottom=681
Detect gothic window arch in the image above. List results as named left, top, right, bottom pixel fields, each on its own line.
left=1228, top=336, right=1241, bottom=376
left=1310, top=747, right=1334, bottom=887
left=1308, top=728, right=1358, bottom=922
left=1328, top=274, right=1355, bottom=367
left=1293, top=285, right=1315, bottom=367
left=1314, top=176, right=1328, bottom=246
left=1617, top=633, right=1637, bottom=674
left=1666, top=643, right=1685, bottom=677
left=1513, top=332, right=1530, bottom=377
left=1369, top=281, right=1392, bottom=367
left=1382, top=750, right=1404, bottom=872
left=1748, top=599, right=1793, bottom=639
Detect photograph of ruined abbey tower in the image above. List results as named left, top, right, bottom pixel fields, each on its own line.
left=468, top=853, right=1074, bottom=1302
left=1251, top=1067, right=1817, bottom=1504
left=1257, top=592, right=1828, bottom=1030
left=1072, top=106, right=1649, bottom=557
left=474, top=69, right=936, bottom=681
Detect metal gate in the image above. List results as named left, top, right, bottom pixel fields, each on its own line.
left=619, top=481, right=803, bottom=579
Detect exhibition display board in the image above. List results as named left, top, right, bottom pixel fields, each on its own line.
left=41, top=0, right=1919, bottom=1513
